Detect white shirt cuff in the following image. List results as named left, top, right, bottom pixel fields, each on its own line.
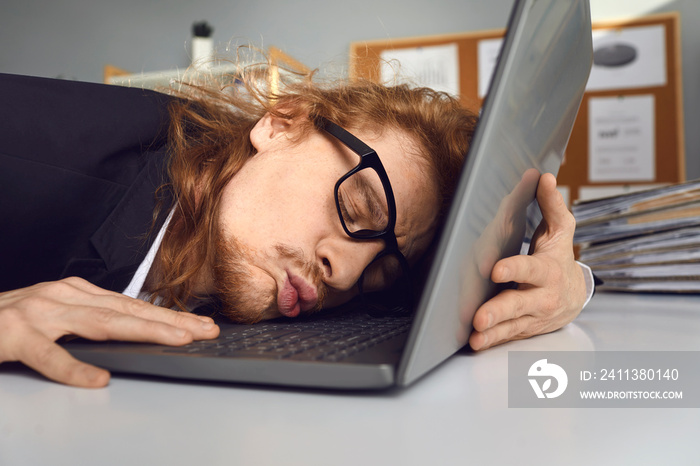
left=577, top=261, right=595, bottom=310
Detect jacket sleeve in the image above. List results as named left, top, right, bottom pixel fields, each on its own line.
left=0, top=74, right=175, bottom=292
left=0, top=73, right=173, bottom=184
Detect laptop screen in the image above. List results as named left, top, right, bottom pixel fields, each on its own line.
left=398, top=0, right=592, bottom=385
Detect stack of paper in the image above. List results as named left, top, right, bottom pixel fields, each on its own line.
left=572, top=180, right=700, bottom=292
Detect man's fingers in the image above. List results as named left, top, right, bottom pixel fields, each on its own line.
left=536, top=173, right=576, bottom=238
left=83, top=295, right=220, bottom=340
left=0, top=277, right=220, bottom=388
left=471, top=283, right=579, bottom=351
left=17, top=328, right=110, bottom=388
left=58, top=305, right=209, bottom=345
left=491, top=254, right=549, bottom=286
left=468, top=174, right=584, bottom=351
left=33, top=278, right=220, bottom=340
left=470, top=314, right=538, bottom=351
left=82, top=281, right=220, bottom=338
left=472, top=286, right=537, bottom=332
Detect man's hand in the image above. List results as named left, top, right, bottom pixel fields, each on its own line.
left=0, top=277, right=220, bottom=387
left=469, top=173, right=586, bottom=351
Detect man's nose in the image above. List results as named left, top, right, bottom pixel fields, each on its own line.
left=316, top=236, right=384, bottom=291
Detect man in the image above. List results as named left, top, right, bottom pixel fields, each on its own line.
left=0, top=69, right=591, bottom=388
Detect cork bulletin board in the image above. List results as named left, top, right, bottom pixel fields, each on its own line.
left=350, top=12, right=684, bottom=205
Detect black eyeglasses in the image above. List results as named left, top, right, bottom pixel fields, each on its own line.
left=314, top=115, right=413, bottom=307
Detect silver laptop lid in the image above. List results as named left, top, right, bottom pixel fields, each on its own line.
left=398, top=0, right=592, bottom=386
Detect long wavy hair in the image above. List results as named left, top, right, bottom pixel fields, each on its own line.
left=147, top=52, right=478, bottom=311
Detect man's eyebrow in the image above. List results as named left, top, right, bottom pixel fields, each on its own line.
left=354, top=172, right=389, bottom=227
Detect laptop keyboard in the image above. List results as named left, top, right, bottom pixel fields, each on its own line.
left=163, top=311, right=412, bottom=362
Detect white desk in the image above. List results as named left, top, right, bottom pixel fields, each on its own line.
left=1, top=292, right=699, bottom=466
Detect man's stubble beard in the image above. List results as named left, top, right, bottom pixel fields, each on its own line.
left=212, top=234, right=327, bottom=324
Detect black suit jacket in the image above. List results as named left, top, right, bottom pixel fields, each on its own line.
left=0, top=74, right=176, bottom=293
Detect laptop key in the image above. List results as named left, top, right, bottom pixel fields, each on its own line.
left=164, top=313, right=411, bottom=362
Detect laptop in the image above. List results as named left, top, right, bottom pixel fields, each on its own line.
left=63, top=0, right=593, bottom=389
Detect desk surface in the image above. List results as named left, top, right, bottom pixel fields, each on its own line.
left=1, top=292, right=699, bottom=466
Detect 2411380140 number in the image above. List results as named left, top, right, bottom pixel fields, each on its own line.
left=598, top=368, right=679, bottom=381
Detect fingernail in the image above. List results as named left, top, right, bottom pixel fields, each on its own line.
left=201, top=322, right=215, bottom=331
left=481, top=333, right=489, bottom=348
left=499, top=266, right=510, bottom=281
left=175, top=328, right=187, bottom=338
left=197, top=316, right=214, bottom=323
left=85, top=367, right=110, bottom=386
left=487, top=313, right=493, bottom=328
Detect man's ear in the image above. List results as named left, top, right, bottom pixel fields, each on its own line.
left=249, top=112, right=297, bottom=152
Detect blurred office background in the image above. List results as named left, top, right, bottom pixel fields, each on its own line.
left=1, top=0, right=697, bottom=177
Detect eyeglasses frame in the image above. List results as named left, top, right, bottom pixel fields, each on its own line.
left=314, top=115, right=412, bottom=298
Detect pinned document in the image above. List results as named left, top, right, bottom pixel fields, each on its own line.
left=588, top=95, right=655, bottom=183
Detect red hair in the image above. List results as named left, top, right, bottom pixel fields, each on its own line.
left=147, top=56, right=478, bottom=311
